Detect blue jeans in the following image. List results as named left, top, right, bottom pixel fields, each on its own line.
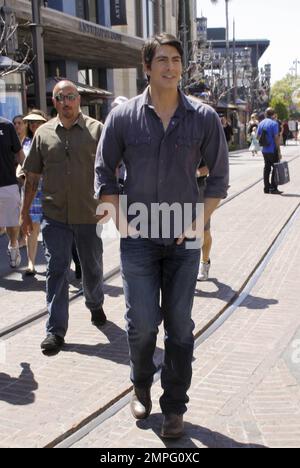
left=41, top=217, right=104, bottom=338
left=120, top=237, right=200, bottom=415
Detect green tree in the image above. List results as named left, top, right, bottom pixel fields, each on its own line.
left=270, top=97, right=289, bottom=121
left=271, top=74, right=300, bottom=119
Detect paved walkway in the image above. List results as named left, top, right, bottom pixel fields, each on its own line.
left=75, top=212, right=300, bottom=449
left=0, top=148, right=299, bottom=448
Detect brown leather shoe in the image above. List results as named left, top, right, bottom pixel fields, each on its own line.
left=130, top=387, right=152, bottom=420
left=160, top=413, right=184, bottom=439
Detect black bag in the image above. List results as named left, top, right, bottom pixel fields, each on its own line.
left=274, top=161, right=290, bottom=185
left=258, top=129, right=269, bottom=147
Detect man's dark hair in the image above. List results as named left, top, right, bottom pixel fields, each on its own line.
left=142, top=33, right=183, bottom=69
left=265, top=107, right=275, bottom=118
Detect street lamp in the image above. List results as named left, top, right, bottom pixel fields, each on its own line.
left=211, top=0, right=231, bottom=104
left=30, top=0, right=47, bottom=113
left=293, top=59, right=300, bottom=78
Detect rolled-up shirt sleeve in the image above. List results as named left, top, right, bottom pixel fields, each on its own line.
left=201, top=109, right=229, bottom=199
left=94, top=111, right=124, bottom=199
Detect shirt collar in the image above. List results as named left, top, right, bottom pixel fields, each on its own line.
left=54, top=112, right=85, bottom=130
left=139, top=86, right=196, bottom=114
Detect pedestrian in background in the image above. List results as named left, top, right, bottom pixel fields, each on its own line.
left=196, top=162, right=213, bottom=282
left=21, top=80, right=105, bottom=353
left=221, top=115, right=233, bottom=146
left=257, top=107, right=282, bottom=195
left=21, top=110, right=48, bottom=276
left=0, top=116, right=25, bottom=267
left=249, top=125, right=261, bottom=156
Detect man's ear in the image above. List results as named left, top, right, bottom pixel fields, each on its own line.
left=143, top=61, right=151, bottom=77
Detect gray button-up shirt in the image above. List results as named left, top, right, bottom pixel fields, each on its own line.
left=95, top=87, right=229, bottom=243
left=24, top=113, right=102, bottom=224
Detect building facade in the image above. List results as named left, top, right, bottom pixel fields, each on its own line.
left=1, top=0, right=197, bottom=119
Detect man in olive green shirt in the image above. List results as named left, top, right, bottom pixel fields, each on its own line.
left=21, top=80, right=106, bottom=353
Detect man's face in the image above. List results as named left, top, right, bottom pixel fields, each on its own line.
left=144, top=45, right=182, bottom=91
left=52, top=85, right=81, bottom=120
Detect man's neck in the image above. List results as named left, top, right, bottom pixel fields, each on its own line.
left=59, top=113, right=80, bottom=130
left=149, top=86, right=179, bottom=115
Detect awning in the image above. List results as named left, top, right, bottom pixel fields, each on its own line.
left=27, top=77, right=112, bottom=100
left=0, top=56, right=29, bottom=71
left=12, top=0, right=144, bottom=69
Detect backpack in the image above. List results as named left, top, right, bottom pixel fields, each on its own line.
left=258, top=129, right=269, bottom=147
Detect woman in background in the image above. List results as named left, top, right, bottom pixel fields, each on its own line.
left=22, top=110, right=47, bottom=276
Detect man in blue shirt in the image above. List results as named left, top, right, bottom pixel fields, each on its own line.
left=257, top=107, right=282, bottom=194
left=95, top=33, right=229, bottom=439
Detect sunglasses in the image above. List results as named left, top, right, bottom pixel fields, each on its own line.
left=54, top=93, right=79, bottom=102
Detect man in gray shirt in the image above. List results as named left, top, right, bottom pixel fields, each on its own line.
left=21, top=80, right=106, bottom=353
left=95, top=33, right=229, bottom=438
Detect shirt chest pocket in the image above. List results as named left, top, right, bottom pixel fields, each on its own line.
left=124, top=135, right=151, bottom=160
left=176, top=136, right=201, bottom=160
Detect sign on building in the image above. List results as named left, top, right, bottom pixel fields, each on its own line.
left=196, top=17, right=207, bottom=43
left=110, top=0, right=127, bottom=26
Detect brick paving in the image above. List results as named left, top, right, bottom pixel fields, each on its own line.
left=0, top=147, right=299, bottom=447
left=74, top=184, right=300, bottom=449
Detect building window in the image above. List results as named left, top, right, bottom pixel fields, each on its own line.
left=172, top=0, right=177, bottom=17
left=87, top=0, right=98, bottom=24
left=76, top=0, right=98, bottom=23
left=78, top=68, right=94, bottom=86
left=135, top=0, right=143, bottom=37
left=76, top=0, right=86, bottom=19
left=136, top=0, right=158, bottom=39
left=160, top=0, right=166, bottom=31
left=148, top=0, right=155, bottom=36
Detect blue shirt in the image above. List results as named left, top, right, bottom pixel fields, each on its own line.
left=257, top=118, right=279, bottom=153
left=95, top=87, right=229, bottom=243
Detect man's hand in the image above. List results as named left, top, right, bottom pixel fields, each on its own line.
left=176, top=198, right=221, bottom=245
left=20, top=212, right=33, bottom=237
left=196, top=166, right=209, bottom=178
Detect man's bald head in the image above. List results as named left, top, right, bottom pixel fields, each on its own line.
left=52, top=80, right=81, bottom=125
left=52, top=80, right=78, bottom=98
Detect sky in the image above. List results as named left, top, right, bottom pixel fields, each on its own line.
left=197, top=0, right=300, bottom=85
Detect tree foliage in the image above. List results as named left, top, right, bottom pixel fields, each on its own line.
left=270, top=97, right=288, bottom=121
left=271, top=74, right=300, bottom=119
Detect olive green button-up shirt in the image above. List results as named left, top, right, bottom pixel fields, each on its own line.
left=24, top=113, right=102, bottom=224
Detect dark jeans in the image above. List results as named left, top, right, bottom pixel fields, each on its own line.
left=263, top=152, right=279, bottom=191
left=120, top=237, right=200, bottom=415
left=41, top=217, right=104, bottom=338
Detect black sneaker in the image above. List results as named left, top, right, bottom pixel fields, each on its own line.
left=41, top=334, right=64, bottom=351
left=269, top=188, right=283, bottom=195
left=91, top=307, right=107, bottom=327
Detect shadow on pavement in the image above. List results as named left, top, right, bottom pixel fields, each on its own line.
left=137, top=413, right=267, bottom=448
left=0, top=363, right=38, bottom=406
left=195, top=278, right=278, bottom=310
left=63, top=321, right=164, bottom=366
left=0, top=276, right=46, bottom=293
